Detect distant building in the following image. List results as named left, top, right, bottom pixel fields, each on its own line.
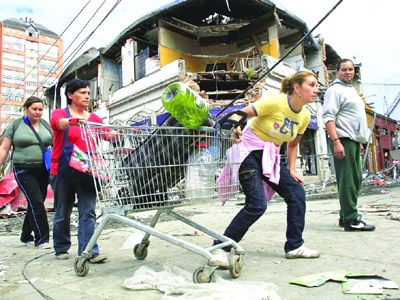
left=372, top=113, right=399, bottom=170
left=0, top=17, right=63, bottom=128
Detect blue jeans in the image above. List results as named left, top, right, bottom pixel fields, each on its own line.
left=50, top=168, right=99, bottom=256
left=217, top=150, right=306, bottom=252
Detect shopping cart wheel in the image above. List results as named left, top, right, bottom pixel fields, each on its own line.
left=133, top=243, right=148, bottom=260
left=229, top=254, right=242, bottom=278
left=74, top=257, right=89, bottom=277
left=193, top=267, right=216, bottom=284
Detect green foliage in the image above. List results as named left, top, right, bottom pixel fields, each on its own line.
left=244, top=68, right=257, bottom=80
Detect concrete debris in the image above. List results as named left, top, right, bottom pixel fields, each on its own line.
left=0, top=259, right=10, bottom=277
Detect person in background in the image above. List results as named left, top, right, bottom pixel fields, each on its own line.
left=50, top=79, right=107, bottom=262
left=211, top=70, right=321, bottom=268
left=0, top=96, right=52, bottom=249
left=322, top=58, right=375, bottom=232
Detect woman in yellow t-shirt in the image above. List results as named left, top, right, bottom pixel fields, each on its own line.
left=211, top=70, right=321, bottom=268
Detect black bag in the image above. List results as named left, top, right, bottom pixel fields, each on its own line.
left=123, top=115, right=193, bottom=206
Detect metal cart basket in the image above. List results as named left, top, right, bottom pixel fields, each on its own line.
left=73, top=113, right=245, bottom=283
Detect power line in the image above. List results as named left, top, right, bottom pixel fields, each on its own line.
left=57, top=0, right=111, bottom=77
left=1, top=0, right=123, bottom=125
left=51, top=0, right=123, bottom=107
left=40, top=0, right=123, bottom=107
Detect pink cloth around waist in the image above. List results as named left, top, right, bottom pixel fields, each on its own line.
left=217, top=126, right=281, bottom=202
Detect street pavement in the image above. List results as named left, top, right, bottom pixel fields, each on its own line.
left=1, top=184, right=400, bottom=299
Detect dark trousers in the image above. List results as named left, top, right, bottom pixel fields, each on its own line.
left=50, top=168, right=99, bottom=256
left=14, top=163, right=50, bottom=246
left=331, top=138, right=362, bottom=223
left=216, top=150, right=306, bottom=252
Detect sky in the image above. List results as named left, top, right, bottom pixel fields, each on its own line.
left=1, top=0, right=399, bottom=115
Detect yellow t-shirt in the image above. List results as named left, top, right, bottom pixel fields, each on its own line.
left=248, top=93, right=310, bottom=146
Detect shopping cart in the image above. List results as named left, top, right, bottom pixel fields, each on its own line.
left=73, top=111, right=246, bottom=283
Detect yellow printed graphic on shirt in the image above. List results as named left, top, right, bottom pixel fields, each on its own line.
left=249, top=94, right=310, bottom=146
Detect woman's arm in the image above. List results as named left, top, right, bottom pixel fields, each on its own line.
left=0, top=137, right=12, bottom=166
left=230, top=105, right=255, bottom=143
left=51, top=109, right=69, bottom=131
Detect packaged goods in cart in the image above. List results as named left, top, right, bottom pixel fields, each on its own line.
left=162, top=82, right=210, bottom=129
left=185, top=148, right=217, bottom=201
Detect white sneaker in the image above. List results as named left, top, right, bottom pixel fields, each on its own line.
left=285, top=245, right=320, bottom=259
left=209, top=249, right=229, bottom=269
left=36, top=242, right=51, bottom=249
left=25, top=241, right=35, bottom=247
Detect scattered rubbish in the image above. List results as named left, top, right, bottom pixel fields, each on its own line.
left=1, top=173, right=53, bottom=215
left=343, top=277, right=398, bottom=294
left=0, top=173, right=25, bottom=213
left=386, top=212, right=400, bottom=221
left=127, top=210, right=157, bottom=222
left=123, top=264, right=282, bottom=300
left=290, top=270, right=347, bottom=287
left=0, top=259, right=10, bottom=277
left=290, top=270, right=398, bottom=295
left=380, top=189, right=390, bottom=194
left=373, top=179, right=386, bottom=185
left=360, top=204, right=400, bottom=213
left=0, top=221, right=12, bottom=232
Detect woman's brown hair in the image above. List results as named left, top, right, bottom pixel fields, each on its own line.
left=280, top=70, right=318, bottom=94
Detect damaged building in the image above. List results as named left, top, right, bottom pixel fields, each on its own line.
left=45, top=0, right=373, bottom=182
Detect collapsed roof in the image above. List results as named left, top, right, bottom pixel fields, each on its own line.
left=102, top=0, right=319, bottom=60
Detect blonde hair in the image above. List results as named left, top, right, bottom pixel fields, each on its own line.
left=280, top=70, right=317, bottom=94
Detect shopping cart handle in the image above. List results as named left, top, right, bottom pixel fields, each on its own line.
left=218, top=110, right=247, bottom=129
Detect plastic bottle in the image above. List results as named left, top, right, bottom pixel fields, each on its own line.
left=185, top=148, right=217, bottom=201
left=162, top=82, right=210, bottom=129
